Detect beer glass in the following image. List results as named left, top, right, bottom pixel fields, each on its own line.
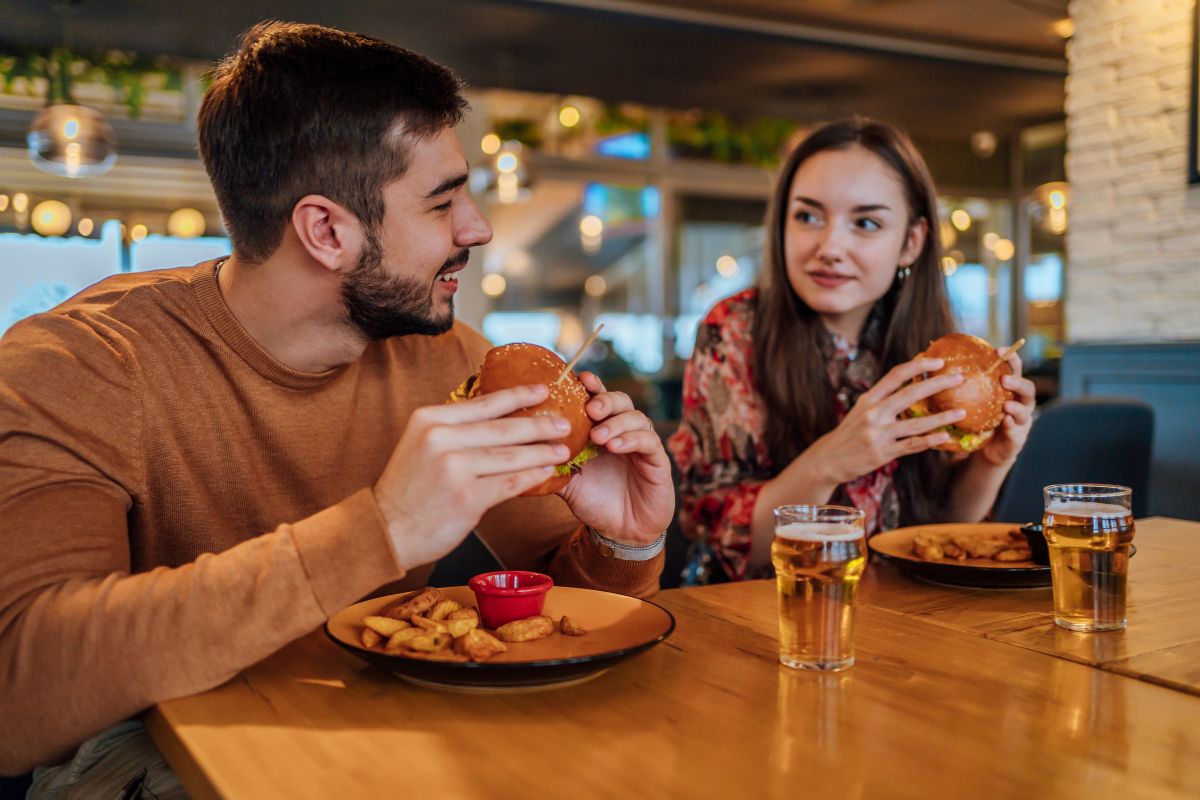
left=1042, top=484, right=1135, bottom=632
left=772, top=505, right=867, bottom=671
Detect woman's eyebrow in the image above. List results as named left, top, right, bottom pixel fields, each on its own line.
left=793, top=196, right=892, bottom=214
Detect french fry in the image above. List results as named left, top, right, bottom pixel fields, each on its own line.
left=445, top=616, right=479, bottom=638
left=560, top=615, right=587, bottom=636
left=411, top=616, right=448, bottom=633
left=496, top=615, right=555, bottom=643
left=447, top=608, right=479, bottom=623
left=407, top=632, right=452, bottom=652
left=362, top=616, right=411, bottom=637
left=386, top=628, right=423, bottom=650
left=428, top=599, right=463, bottom=621
left=454, top=627, right=507, bottom=661
left=361, top=628, right=382, bottom=648
left=380, top=587, right=441, bottom=621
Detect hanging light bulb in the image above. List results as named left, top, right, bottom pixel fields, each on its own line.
left=28, top=105, right=117, bottom=178
left=26, top=3, right=117, bottom=178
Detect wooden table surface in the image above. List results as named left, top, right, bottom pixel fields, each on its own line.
left=147, top=517, right=1200, bottom=799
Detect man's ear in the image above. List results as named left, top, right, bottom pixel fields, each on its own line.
left=291, top=195, right=365, bottom=273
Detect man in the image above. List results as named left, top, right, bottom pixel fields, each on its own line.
left=0, top=21, right=673, bottom=793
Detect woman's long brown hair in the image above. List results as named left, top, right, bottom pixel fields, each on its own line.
left=751, top=119, right=957, bottom=525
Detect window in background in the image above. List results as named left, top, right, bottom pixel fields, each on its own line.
left=478, top=179, right=660, bottom=406
left=130, top=235, right=229, bottom=272
left=673, top=194, right=766, bottom=360
left=0, top=220, right=122, bottom=334
left=939, top=196, right=1014, bottom=346
left=0, top=219, right=231, bottom=335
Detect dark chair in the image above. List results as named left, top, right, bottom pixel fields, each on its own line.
left=428, top=531, right=504, bottom=587
left=991, top=397, right=1154, bottom=523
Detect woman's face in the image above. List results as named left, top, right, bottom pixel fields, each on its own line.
left=783, top=145, right=926, bottom=340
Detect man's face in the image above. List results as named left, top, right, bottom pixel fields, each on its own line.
left=342, top=127, right=492, bottom=340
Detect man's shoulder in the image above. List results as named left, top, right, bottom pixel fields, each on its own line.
left=8, top=264, right=206, bottom=338
left=0, top=263, right=213, bottom=379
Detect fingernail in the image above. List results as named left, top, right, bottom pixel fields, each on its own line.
left=953, top=409, right=966, bottom=419
left=609, top=437, right=624, bottom=448
left=542, top=466, right=555, bottom=475
left=533, top=384, right=549, bottom=394
left=553, top=417, right=570, bottom=432
left=595, top=426, right=609, bottom=439
left=553, top=445, right=570, bottom=459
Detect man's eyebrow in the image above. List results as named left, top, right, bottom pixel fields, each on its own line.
left=793, top=196, right=892, bottom=213
left=424, top=172, right=469, bottom=200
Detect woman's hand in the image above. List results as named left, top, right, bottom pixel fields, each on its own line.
left=800, top=357, right=967, bottom=486
left=976, top=350, right=1036, bottom=469
left=556, top=372, right=675, bottom=545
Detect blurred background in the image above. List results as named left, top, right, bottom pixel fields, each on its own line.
left=1, top=0, right=1197, bottom=518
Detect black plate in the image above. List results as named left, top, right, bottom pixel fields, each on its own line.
left=325, top=586, right=675, bottom=691
left=869, top=523, right=1137, bottom=589
left=869, top=523, right=1052, bottom=588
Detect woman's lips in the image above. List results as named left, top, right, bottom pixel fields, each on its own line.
left=808, top=271, right=853, bottom=288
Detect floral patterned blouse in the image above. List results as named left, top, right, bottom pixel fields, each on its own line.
left=667, top=288, right=899, bottom=582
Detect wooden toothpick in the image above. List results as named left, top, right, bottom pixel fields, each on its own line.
left=556, top=324, right=604, bottom=383
left=986, top=338, right=1026, bottom=374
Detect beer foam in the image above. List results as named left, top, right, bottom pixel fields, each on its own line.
left=1046, top=500, right=1129, bottom=519
left=775, top=522, right=863, bottom=542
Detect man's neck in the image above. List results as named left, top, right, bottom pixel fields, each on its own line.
left=216, top=247, right=369, bottom=372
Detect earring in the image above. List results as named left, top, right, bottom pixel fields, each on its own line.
left=897, top=263, right=911, bottom=280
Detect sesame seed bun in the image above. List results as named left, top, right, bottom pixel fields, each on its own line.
left=451, top=343, right=596, bottom=496
left=910, top=333, right=1014, bottom=454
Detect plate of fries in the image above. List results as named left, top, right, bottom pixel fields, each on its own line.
left=325, top=585, right=675, bottom=691
left=868, top=522, right=1051, bottom=588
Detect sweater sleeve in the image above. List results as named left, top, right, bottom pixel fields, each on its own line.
left=667, top=308, right=766, bottom=581
left=0, top=319, right=402, bottom=775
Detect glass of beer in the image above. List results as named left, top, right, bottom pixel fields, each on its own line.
left=1042, top=484, right=1135, bottom=632
left=771, top=505, right=867, bottom=671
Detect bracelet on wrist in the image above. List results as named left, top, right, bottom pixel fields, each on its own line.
left=586, top=526, right=667, bottom=562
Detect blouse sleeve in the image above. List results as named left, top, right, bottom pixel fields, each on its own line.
left=667, top=308, right=767, bottom=581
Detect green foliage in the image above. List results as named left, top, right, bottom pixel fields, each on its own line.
left=668, top=111, right=796, bottom=166
left=0, top=48, right=184, bottom=118
left=493, top=118, right=543, bottom=148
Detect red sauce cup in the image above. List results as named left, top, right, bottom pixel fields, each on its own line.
left=468, top=571, right=554, bottom=629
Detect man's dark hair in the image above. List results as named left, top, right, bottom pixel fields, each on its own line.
left=198, top=21, right=468, bottom=262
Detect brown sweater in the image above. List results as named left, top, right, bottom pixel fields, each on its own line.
left=0, top=261, right=662, bottom=774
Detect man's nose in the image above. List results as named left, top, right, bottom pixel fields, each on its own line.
left=455, top=197, right=493, bottom=247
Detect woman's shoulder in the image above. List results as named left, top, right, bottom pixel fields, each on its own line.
left=701, top=287, right=758, bottom=329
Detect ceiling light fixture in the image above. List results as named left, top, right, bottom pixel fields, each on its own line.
left=27, top=1, right=117, bottom=178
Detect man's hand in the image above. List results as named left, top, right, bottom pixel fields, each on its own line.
left=557, top=372, right=675, bottom=545
left=373, top=384, right=569, bottom=569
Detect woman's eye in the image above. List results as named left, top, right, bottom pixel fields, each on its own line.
left=794, top=210, right=820, bottom=225
left=856, top=217, right=881, bottom=232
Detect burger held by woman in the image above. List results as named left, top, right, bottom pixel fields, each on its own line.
left=667, top=118, right=1036, bottom=583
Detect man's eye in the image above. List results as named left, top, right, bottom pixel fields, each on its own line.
left=433, top=201, right=452, bottom=213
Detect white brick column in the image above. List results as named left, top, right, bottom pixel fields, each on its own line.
left=1066, top=0, right=1200, bottom=339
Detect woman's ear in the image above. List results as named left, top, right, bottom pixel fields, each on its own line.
left=899, top=216, right=929, bottom=267
left=291, top=195, right=365, bottom=274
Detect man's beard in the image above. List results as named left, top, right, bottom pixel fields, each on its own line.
left=341, top=233, right=468, bottom=341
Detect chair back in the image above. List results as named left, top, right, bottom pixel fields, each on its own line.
left=991, top=397, right=1154, bottom=523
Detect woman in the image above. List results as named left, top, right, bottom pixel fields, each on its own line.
left=668, top=119, right=1036, bottom=582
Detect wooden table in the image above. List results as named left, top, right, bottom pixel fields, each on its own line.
left=148, top=517, right=1200, bottom=799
